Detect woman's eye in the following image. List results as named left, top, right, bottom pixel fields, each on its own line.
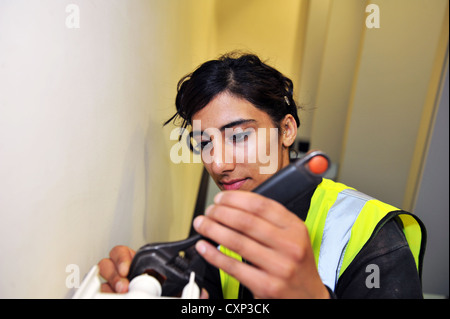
left=231, top=132, right=249, bottom=143
left=191, top=138, right=211, bottom=152
left=200, top=141, right=212, bottom=149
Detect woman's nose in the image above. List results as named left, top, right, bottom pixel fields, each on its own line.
left=208, top=142, right=236, bottom=175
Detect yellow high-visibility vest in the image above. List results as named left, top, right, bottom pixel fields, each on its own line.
left=219, top=178, right=426, bottom=299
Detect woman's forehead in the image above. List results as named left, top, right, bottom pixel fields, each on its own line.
left=191, top=92, right=270, bottom=129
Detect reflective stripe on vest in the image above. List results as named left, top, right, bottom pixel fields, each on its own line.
left=219, top=178, right=425, bottom=298
left=315, top=188, right=375, bottom=291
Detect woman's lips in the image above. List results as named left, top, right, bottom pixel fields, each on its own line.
left=220, top=178, right=249, bottom=190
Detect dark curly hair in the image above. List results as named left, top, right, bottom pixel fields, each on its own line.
left=164, top=52, right=300, bottom=132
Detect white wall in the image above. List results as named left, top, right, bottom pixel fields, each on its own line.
left=0, top=0, right=209, bottom=298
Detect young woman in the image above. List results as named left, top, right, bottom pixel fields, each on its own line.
left=98, top=53, right=425, bottom=299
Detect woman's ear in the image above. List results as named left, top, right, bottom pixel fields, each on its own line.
left=281, top=114, right=297, bottom=148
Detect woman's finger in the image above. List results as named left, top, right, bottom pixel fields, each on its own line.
left=109, top=245, right=136, bottom=277
left=205, top=204, right=285, bottom=249
left=195, top=239, right=279, bottom=298
left=98, top=257, right=129, bottom=293
left=214, top=191, right=297, bottom=228
left=194, top=215, right=289, bottom=275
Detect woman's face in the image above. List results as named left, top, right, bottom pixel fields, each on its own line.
left=191, top=92, right=296, bottom=191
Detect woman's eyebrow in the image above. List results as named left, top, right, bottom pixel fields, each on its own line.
left=192, top=119, right=256, bottom=138
left=219, top=119, right=256, bottom=131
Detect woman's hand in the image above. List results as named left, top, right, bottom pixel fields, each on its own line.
left=193, top=190, right=329, bottom=299
left=97, top=245, right=210, bottom=298
left=98, top=245, right=136, bottom=293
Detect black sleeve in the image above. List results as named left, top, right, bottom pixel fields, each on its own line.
left=334, top=217, right=423, bottom=299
